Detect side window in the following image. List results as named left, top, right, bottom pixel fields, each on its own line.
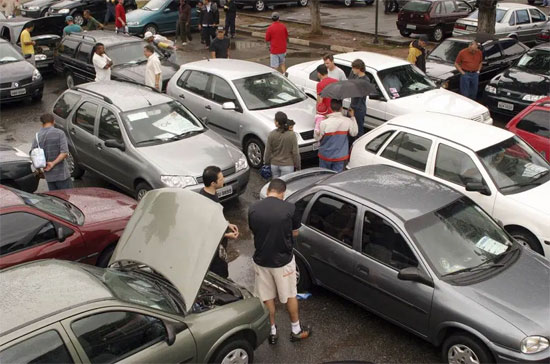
left=500, top=40, right=526, bottom=57
left=210, top=76, right=237, bottom=104
left=307, top=195, right=357, bottom=247
left=168, top=0, right=179, bottom=11
left=0, top=330, right=74, bottom=364
left=508, top=11, right=516, bottom=26
left=0, top=26, right=10, bottom=41
left=309, top=69, right=319, bottom=82
left=53, top=92, right=82, bottom=118
left=337, top=63, right=352, bottom=78
left=435, top=2, right=443, bottom=14
left=482, top=42, right=501, bottom=60
left=98, top=108, right=122, bottom=141
left=456, top=0, right=470, bottom=12
left=176, top=70, right=190, bottom=88
left=73, top=102, right=98, bottom=134
left=59, top=39, right=79, bottom=57
left=517, top=110, right=550, bottom=138
left=443, top=0, right=456, bottom=13
left=529, top=9, right=546, bottom=23
left=515, top=10, right=530, bottom=25
left=293, top=193, right=314, bottom=223
left=366, top=131, right=394, bottom=154
left=0, top=212, right=57, bottom=256
left=71, top=311, right=166, bottom=364
left=76, top=43, right=93, bottom=63
left=434, top=144, right=483, bottom=187
left=182, top=71, right=210, bottom=98
left=380, top=132, right=433, bottom=172
left=361, top=211, right=417, bottom=270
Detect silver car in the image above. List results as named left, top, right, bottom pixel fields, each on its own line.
left=52, top=81, right=250, bottom=200
left=166, top=59, right=317, bottom=168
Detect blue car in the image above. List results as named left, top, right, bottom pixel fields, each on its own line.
left=126, top=0, right=200, bottom=35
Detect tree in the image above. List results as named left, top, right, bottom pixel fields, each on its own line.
left=309, top=0, right=322, bottom=35
left=477, top=0, right=497, bottom=35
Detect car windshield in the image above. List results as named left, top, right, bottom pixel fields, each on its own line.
left=233, top=72, right=307, bottom=111
left=428, top=40, right=468, bottom=63
left=377, top=65, right=436, bottom=99
left=121, top=101, right=205, bottom=146
left=467, top=9, right=507, bottom=22
left=515, top=48, right=550, bottom=75
left=9, top=188, right=84, bottom=225
left=407, top=198, right=515, bottom=277
left=403, top=0, right=431, bottom=12
left=477, top=136, right=550, bottom=194
left=107, top=42, right=152, bottom=65
left=0, top=42, right=24, bottom=63
left=142, top=0, right=166, bottom=10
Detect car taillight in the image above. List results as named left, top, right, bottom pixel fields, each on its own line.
left=455, top=23, right=466, bottom=30
left=537, top=32, right=550, bottom=40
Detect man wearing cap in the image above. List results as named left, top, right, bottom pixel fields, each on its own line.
left=63, top=16, right=82, bottom=36
left=265, top=12, right=288, bottom=74
left=210, top=26, right=230, bottom=58
left=455, top=40, right=483, bottom=99
left=407, top=35, right=428, bottom=73
left=199, top=0, right=219, bottom=48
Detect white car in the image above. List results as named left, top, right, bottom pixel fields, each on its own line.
left=453, top=3, right=548, bottom=44
left=348, top=111, right=550, bottom=258
left=286, top=51, right=492, bottom=131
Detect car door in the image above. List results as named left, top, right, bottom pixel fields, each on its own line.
left=174, top=70, right=212, bottom=123
left=206, top=75, right=243, bottom=144
left=158, top=0, right=179, bottom=33
left=363, top=69, right=387, bottom=129
left=528, top=8, right=548, bottom=38
left=74, top=42, right=96, bottom=83
left=479, top=41, right=506, bottom=86
left=69, top=100, right=100, bottom=171
left=514, top=9, right=532, bottom=42
left=374, top=130, right=435, bottom=175
left=57, top=38, right=81, bottom=77
left=498, top=39, right=528, bottom=70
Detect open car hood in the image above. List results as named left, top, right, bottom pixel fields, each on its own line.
left=19, top=16, right=64, bottom=42
left=110, top=188, right=228, bottom=311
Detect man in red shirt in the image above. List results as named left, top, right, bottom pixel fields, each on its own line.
left=265, top=12, right=288, bottom=74
left=455, top=40, right=483, bottom=99
left=316, top=64, right=338, bottom=115
left=115, top=0, right=127, bottom=34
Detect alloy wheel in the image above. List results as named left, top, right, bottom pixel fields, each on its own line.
left=73, top=14, right=84, bottom=26
left=255, top=0, right=264, bottom=11
left=433, top=27, right=444, bottom=42
left=448, top=344, right=480, bottom=364
left=145, top=25, right=157, bottom=35
left=67, top=153, right=75, bottom=175
left=344, top=0, right=352, bottom=6
left=136, top=189, right=148, bottom=200
left=247, top=142, right=262, bottom=167
left=66, top=73, right=75, bottom=89
left=299, top=0, right=308, bottom=6
left=221, top=348, right=249, bottom=364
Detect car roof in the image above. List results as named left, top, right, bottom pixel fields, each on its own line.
left=386, top=111, right=513, bottom=152
left=334, top=51, right=409, bottom=71
left=0, top=186, right=24, bottom=208
left=182, top=59, right=276, bottom=80
left=0, top=260, right=113, bottom=336
left=533, top=43, right=550, bottom=51
left=66, top=30, right=143, bottom=47
left=0, top=17, right=33, bottom=26
left=319, top=165, right=462, bottom=221
left=497, top=2, right=537, bottom=10
left=445, top=34, right=516, bottom=45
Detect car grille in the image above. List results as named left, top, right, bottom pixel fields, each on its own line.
left=300, top=130, right=314, bottom=141
left=0, top=77, right=33, bottom=89
left=196, top=166, right=236, bottom=184
left=471, top=112, right=490, bottom=123
left=498, top=88, right=522, bottom=100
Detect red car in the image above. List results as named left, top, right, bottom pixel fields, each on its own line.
left=0, top=186, right=137, bottom=269
left=505, top=97, right=550, bottom=162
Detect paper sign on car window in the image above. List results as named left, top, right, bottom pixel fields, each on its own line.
left=475, top=236, right=508, bottom=255
left=521, top=163, right=547, bottom=178
left=127, top=112, right=148, bottom=122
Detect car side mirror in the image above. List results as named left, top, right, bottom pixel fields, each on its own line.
left=465, top=182, right=491, bottom=196
left=164, top=320, right=187, bottom=346
left=57, top=226, right=74, bottom=243
left=104, top=139, right=125, bottom=151
left=163, top=7, right=171, bottom=12
left=397, top=267, right=433, bottom=287
left=369, top=92, right=383, bottom=101
left=222, top=101, right=236, bottom=111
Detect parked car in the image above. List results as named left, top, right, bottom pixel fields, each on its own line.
left=263, top=164, right=550, bottom=364
left=47, top=0, right=137, bottom=26
left=0, top=15, right=64, bottom=70
left=348, top=112, right=550, bottom=257
left=453, top=3, right=548, bottom=44
left=506, top=97, right=550, bottom=162
left=126, top=0, right=199, bottom=36
left=426, top=35, right=529, bottom=93
left=286, top=51, right=492, bottom=131
left=234, top=0, right=308, bottom=12
left=167, top=59, right=317, bottom=168
left=0, top=39, right=43, bottom=102
left=0, top=189, right=270, bottom=363
left=20, top=0, right=60, bottom=18
left=396, top=0, right=474, bottom=42
left=53, top=31, right=178, bottom=91
left=483, top=43, right=550, bottom=117
left=0, top=145, right=38, bottom=192
left=52, top=80, right=250, bottom=200
left=0, top=185, right=137, bottom=269
left=536, top=21, right=550, bottom=44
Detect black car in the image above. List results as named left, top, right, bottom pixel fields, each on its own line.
left=20, top=0, right=61, bottom=18
left=0, top=16, right=64, bottom=70
left=54, top=31, right=178, bottom=91
left=483, top=43, right=550, bottom=117
left=47, top=0, right=137, bottom=26
left=425, top=35, right=529, bottom=93
left=234, top=0, right=308, bottom=12
left=0, top=145, right=38, bottom=193
left=0, top=39, right=44, bottom=103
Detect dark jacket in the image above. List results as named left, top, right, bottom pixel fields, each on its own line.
left=179, top=1, right=191, bottom=21
left=199, top=3, right=219, bottom=26
left=224, top=0, right=236, bottom=16
left=407, top=40, right=426, bottom=72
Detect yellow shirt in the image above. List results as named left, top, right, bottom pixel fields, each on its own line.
left=20, top=29, right=34, bottom=55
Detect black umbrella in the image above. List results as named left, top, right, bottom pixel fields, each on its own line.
left=319, top=78, right=377, bottom=99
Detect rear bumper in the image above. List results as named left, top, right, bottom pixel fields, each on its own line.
left=396, top=21, right=435, bottom=34
left=0, top=81, right=43, bottom=103
left=184, top=167, right=250, bottom=202
left=453, top=28, right=475, bottom=37
left=128, top=25, right=145, bottom=35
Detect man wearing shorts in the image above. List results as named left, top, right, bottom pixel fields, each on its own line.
left=248, top=179, right=312, bottom=344
left=265, top=12, right=288, bottom=74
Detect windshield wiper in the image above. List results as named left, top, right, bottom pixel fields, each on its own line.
left=500, top=170, right=549, bottom=190
left=135, top=138, right=164, bottom=146
left=428, top=55, right=445, bottom=61
left=442, top=253, right=509, bottom=278
left=169, top=130, right=203, bottom=140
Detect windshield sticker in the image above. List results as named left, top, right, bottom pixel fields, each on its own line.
left=277, top=92, right=294, bottom=101
left=475, top=236, right=508, bottom=255
left=389, top=88, right=399, bottom=98
left=127, top=112, right=148, bottom=122
left=155, top=133, right=174, bottom=139
left=153, top=112, right=185, bottom=134
left=521, top=163, right=547, bottom=178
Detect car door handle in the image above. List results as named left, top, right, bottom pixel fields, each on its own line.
left=357, top=265, right=369, bottom=276
left=179, top=93, right=185, bottom=99
left=96, top=143, right=103, bottom=150
left=205, top=105, right=211, bottom=110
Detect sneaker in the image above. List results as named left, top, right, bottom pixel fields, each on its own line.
left=290, top=325, right=312, bottom=342
left=269, top=327, right=278, bottom=345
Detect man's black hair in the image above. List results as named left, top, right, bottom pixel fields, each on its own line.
left=267, top=178, right=286, bottom=194
left=202, top=165, right=221, bottom=187
left=330, top=99, right=343, bottom=111
left=316, top=64, right=328, bottom=76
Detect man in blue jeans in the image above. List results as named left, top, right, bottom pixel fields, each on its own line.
left=454, top=40, right=483, bottom=99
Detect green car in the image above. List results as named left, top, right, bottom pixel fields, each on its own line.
left=0, top=189, right=269, bottom=363
left=126, top=0, right=200, bottom=35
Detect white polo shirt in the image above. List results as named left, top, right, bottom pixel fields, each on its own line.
left=92, top=53, right=112, bottom=82
left=145, top=53, right=162, bottom=91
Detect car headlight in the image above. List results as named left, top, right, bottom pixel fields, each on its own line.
left=35, top=54, right=47, bottom=61
left=160, top=175, right=197, bottom=188
left=485, top=85, right=497, bottom=94
left=127, top=21, right=140, bottom=26
left=58, top=8, right=70, bottom=13
left=522, top=94, right=544, bottom=102
left=28, top=6, right=40, bottom=10
left=521, top=336, right=549, bottom=354
left=32, top=69, right=42, bottom=81
left=235, top=155, right=248, bottom=172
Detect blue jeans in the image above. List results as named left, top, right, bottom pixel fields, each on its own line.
left=47, top=178, right=73, bottom=191
left=353, top=104, right=366, bottom=137
left=319, top=159, right=345, bottom=172
left=459, top=72, right=479, bottom=100
left=271, top=165, right=294, bottom=177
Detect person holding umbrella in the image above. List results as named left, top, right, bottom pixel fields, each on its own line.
left=348, top=59, right=368, bottom=137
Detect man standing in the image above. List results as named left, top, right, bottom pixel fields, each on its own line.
left=455, top=40, right=483, bottom=100
left=115, top=0, right=127, bottom=34
left=104, top=0, right=116, bottom=24
left=144, top=44, right=162, bottom=91
left=84, top=10, right=104, bottom=31
left=348, top=59, right=368, bottom=137
left=316, top=64, right=337, bottom=115
left=92, top=43, right=112, bottom=81
left=223, top=0, right=236, bottom=38
left=178, top=0, right=192, bottom=45
left=20, top=23, right=35, bottom=65
left=265, top=12, right=288, bottom=74
left=323, top=54, right=346, bottom=81
left=200, top=166, right=239, bottom=278
left=248, top=178, right=311, bottom=344
left=31, top=114, right=72, bottom=191
left=209, top=26, right=230, bottom=58
left=315, top=99, right=358, bottom=172
left=199, top=0, right=219, bottom=48
left=407, top=35, right=428, bottom=72
left=63, top=16, right=82, bottom=36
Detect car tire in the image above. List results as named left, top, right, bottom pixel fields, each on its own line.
left=508, top=228, right=543, bottom=255
left=135, top=181, right=153, bottom=200
left=244, top=136, right=264, bottom=169
left=96, top=245, right=115, bottom=268
left=40, top=8, right=48, bottom=17
left=399, top=29, right=411, bottom=37
left=73, top=12, right=85, bottom=26
left=211, top=338, right=254, bottom=364
left=296, top=256, right=312, bottom=292
left=442, top=334, right=493, bottom=364
left=344, top=0, right=354, bottom=6
left=67, top=151, right=85, bottom=179
left=144, top=23, right=158, bottom=35
left=254, top=0, right=265, bottom=11
left=432, top=25, right=444, bottom=42
left=65, top=71, right=76, bottom=89
left=32, top=92, right=43, bottom=102
left=298, top=0, right=308, bottom=6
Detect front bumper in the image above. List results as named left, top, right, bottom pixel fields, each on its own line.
left=483, top=92, right=531, bottom=117
left=0, top=80, right=43, bottom=103
left=35, top=56, right=55, bottom=70
left=490, top=342, right=550, bottom=363
left=20, top=8, right=43, bottom=17
left=127, top=26, right=145, bottom=35
left=396, top=21, right=435, bottom=34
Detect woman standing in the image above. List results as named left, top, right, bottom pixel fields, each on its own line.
left=264, top=112, right=301, bottom=177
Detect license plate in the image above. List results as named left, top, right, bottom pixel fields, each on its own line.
left=497, top=101, right=514, bottom=111
left=466, top=25, right=477, bottom=31
left=312, top=142, right=320, bottom=151
left=406, top=24, right=416, bottom=30
left=216, top=185, right=233, bottom=198
left=10, top=89, right=26, bottom=96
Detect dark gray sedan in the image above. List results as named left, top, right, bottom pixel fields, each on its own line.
left=263, top=165, right=550, bottom=364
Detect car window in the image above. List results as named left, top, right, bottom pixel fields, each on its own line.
left=294, top=193, right=314, bottom=223
left=0, top=26, right=10, bottom=42
left=76, top=43, right=93, bottom=63
left=482, top=42, right=501, bottom=60
left=515, top=9, right=530, bottom=25
left=517, top=110, right=550, bottom=138
left=0, top=330, right=74, bottom=364
left=499, top=39, right=525, bottom=57
left=71, top=311, right=167, bottom=364
left=0, top=212, right=57, bottom=257
left=53, top=92, right=82, bottom=118
left=309, top=69, right=319, bottom=82
left=73, top=102, right=98, bottom=134
left=378, top=65, right=436, bottom=98
left=182, top=70, right=210, bottom=98
left=307, top=195, right=357, bottom=247
left=435, top=144, right=483, bottom=187
left=380, top=132, right=433, bottom=172
left=98, top=108, right=122, bottom=141
left=443, top=0, right=456, bottom=13
left=435, top=2, right=443, bottom=14
left=456, top=0, right=470, bottom=12
left=176, top=70, right=190, bottom=88
left=362, top=211, right=417, bottom=270
left=529, top=8, right=546, bottom=23
left=167, top=0, right=179, bottom=11
left=366, top=130, right=395, bottom=154
left=336, top=63, right=352, bottom=77
left=59, top=39, right=79, bottom=57
left=210, top=76, right=237, bottom=104
left=509, top=11, right=516, bottom=25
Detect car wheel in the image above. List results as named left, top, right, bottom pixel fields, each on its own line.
left=254, top=0, right=265, bottom=11
left=442, top=334, right=492, bottom=364
left=96, top=245, right=115, bottom=268
left=508, top=228, right=543, bottom=255
left=432, top=25, right=444, bottom=42
left=212, top=338, right=253, bottom=364
left=32, top=92, right=43, bottom=102
left=399, top=29, right=411, bottom=37
left=344, top=0, right=354, bottom=6
left=144, top=24, right=158, bottom=35
left=298, top=0, right=308, bottom=6
left=244, top=137, right=264, bottom=169
left=73, top=12, right=84, bottom=26
left=40, top=8, right=48, bottom=17
left=296, top=256, right=312, bottom=292
left=135, top=181, right=153, bottom=200
left=67, top=151, right=85, bottom=179
left=65, top=72, right=76, bottom=89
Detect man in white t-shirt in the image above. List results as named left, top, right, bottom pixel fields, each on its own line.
left=144, top=44, right=162, bottom=91
left=323, top=54, right=346, bottom=81
left=92, top=43, right=112, bottom=82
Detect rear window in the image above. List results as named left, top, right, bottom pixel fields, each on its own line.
left=517, top=110, right=550, bottom=138
left=403, top=0, right=431, bottom=12
left=467, top=9, right=507, bottom=22
left=53, top=92, right=81, bottom=118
